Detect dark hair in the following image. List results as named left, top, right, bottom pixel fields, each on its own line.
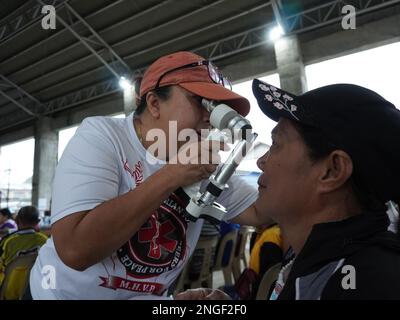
left=0, top=208, right=12, bottom=219
left=292, top=121, right=386, bottom=212
left=134, top=77, right=172, bottom=116
left=17, top=206, right=40, bottom=225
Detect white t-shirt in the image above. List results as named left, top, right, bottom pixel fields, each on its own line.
left=30, top=113, right=258, bottom=300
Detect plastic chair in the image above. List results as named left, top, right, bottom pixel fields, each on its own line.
left=213, top=230, right=238, bottom=286
left=255, top=262, right=282, bottom=300
left=0, top=253, right=38, bottom=300
left=174, top=236, right=218, bottom=294
left=232, top=226, right=255, bottom=281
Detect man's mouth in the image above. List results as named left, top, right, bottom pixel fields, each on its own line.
left=257, top=175, right=267, bottom=189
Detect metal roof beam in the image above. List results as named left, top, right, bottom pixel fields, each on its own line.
left=0, top=0, right=126, bottom=66
left=0, top=74, right=42, bottom=116
left=14, top=1, right=271, bottom=95
left=39, top=26, right=273, bottom=116
left=0, top=23, right=271, bottom=119
left=271, top=0, right=287, bottom=31
left=1, top=0, right=399, bottom=130
left=285, top=0, right=400, bottom=34
left=36, top=0, right=131, bottom=80
left=0, top=90, right=36, bottom=117
left=0, top=0, right=67, bottom=45
left=10, top=0, right=227, bottom=89
left=38, top=0, right=400, bottom=115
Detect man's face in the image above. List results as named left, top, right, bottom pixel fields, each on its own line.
left=255, top=118, right=317, bottom=225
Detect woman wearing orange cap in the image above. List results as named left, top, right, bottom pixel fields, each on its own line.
left=29, top=52, right=267, bottom=300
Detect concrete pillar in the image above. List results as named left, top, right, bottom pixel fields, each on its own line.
left=123, top=86, right=136, bottom=116
left=274, top=35, right=307, bottom=95
left=32, top=117, right=58, bottom=211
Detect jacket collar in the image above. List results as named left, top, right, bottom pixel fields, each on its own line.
left=288, top=211, right=393, bottom=278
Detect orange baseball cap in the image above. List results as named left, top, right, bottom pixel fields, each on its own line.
left=139, top=51, right=250, bottom=116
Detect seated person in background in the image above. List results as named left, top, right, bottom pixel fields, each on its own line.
left=234, top=223, right=286, bottom=300
left=249, top=223, right=285, bottom=277
left=0, top=208, right=18, bottom=236
left=177, top=80, right=400, bottom=300
left=0, top=206, right=47, bottom=299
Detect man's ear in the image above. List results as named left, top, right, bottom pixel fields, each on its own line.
left=318, top=150, right=353, bottom=193
left=145, top=91, right=161, bottom=119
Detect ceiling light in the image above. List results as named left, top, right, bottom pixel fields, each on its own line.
left=269, top=24, right=284, bottom=41
left=119, top=76, right=131, bottom=90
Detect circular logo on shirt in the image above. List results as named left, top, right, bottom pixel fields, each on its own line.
left=117, top=194, right=188, bottom=278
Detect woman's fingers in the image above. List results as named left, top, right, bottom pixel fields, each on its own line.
left=175, top=288, right=231, bottom=300
left=175, top=288, right=209, bottom=300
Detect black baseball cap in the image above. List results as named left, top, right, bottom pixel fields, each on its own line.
left=252, top=78, right=400, bottom=204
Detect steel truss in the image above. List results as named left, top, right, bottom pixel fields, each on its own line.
left=1, top=0, right=399, bottom=131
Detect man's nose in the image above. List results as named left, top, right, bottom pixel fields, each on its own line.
left=257, top=151, right=269, bottom=171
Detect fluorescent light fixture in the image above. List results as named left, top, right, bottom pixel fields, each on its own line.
left=269, top=24, right=284, bottom=41
left=119, top=76, right=132, bottom=90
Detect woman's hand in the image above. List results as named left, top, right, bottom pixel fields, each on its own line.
left=175, top=288, right=232, bottom=300
left=164, top=140, right=227, bottom=187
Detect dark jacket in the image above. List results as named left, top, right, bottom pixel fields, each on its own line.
left=278, top=212, right=400, bottom=300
